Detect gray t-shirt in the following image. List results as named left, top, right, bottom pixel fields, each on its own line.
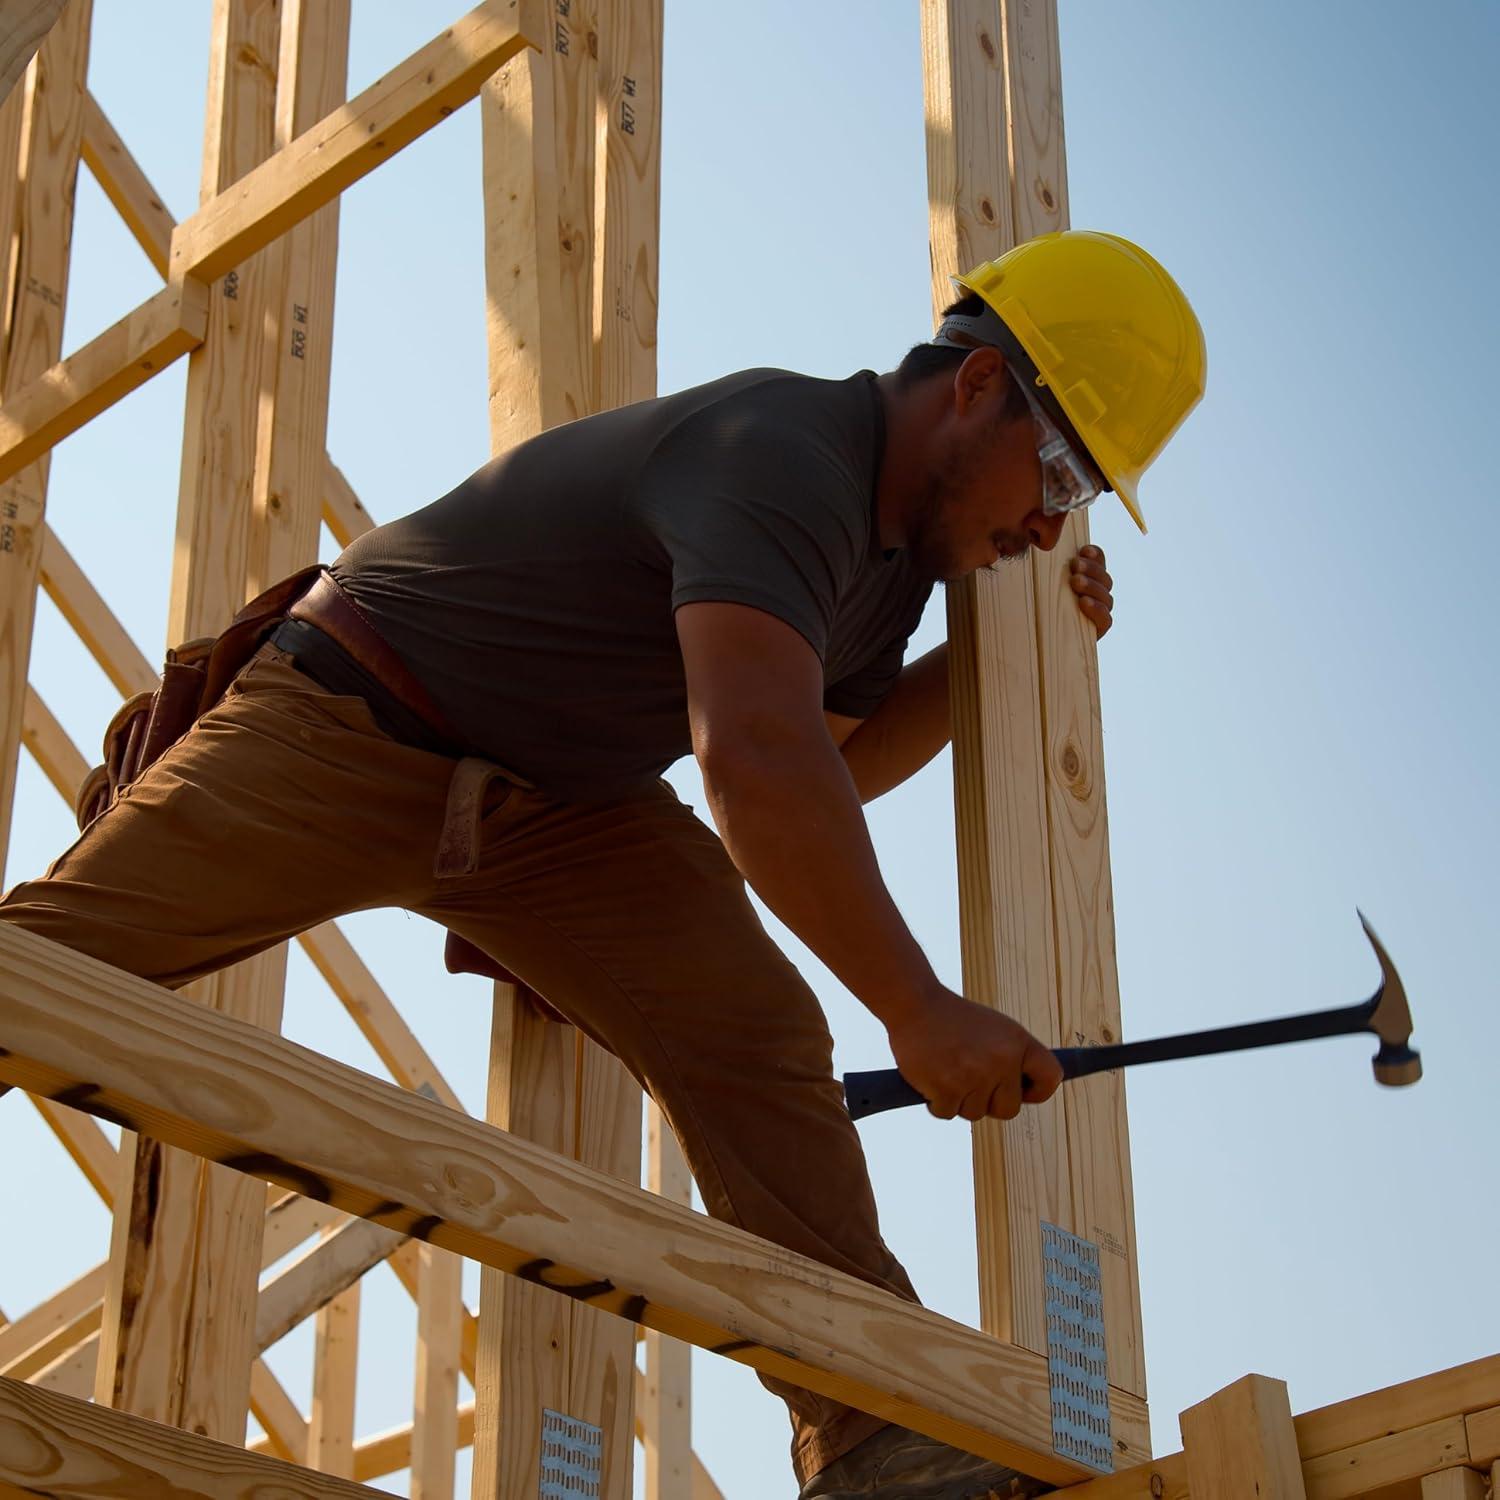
left=333, top=367, right=933, bottom=800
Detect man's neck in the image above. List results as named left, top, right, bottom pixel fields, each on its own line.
left=873, top=370, right=940, bottom=550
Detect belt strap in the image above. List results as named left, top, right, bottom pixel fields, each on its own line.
left=288, top=573, right=457, bottom=742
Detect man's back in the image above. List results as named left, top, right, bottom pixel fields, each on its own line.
left=333, top=367, right=931, bottom=799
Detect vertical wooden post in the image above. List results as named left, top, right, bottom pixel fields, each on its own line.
left=920, top=0, right=1147, bottom=1412
left=472, top=0, right=660, bottom=1494
left=308, top=1226, right=360, bottom=1480
left=1180, top=1375, right=1307, bottom=1500
left=1420, top=1471, right=1489, bottom=1500
left=411, top=1240, right=463, bottom=1499
left=0, top=0, right=89, bottom=874
left=642, top=1103, right=691, bottom=1500
left=92, top=0, right=341, bottom=1445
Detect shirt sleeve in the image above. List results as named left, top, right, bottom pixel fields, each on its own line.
left=637, top=416, right=869, bottom=661
left=823, top=631, right=910, bottom=718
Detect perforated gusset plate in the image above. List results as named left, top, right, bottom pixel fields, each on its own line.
left=1041, top=1222, right=1113, bottom=1473
left=540, top=1408, right=603, bottom=1499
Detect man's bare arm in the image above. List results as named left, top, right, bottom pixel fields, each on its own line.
left=834, top=642, right=951, bottom=803
left=676, top=601, right=1059, bottom=1119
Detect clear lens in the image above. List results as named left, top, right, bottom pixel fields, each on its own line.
left=1018, top=381, right=1101, bottom=517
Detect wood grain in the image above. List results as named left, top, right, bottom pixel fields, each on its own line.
left=97, top=0, right=283, bottom=1444
left=1181, top=1374, right=1307, bottom=1500
left=644, top=1103, right=693, bottom=1500
left=411, top=1241, right=462, bottom=1499
left=0, top=0, right=89, bottom=876
left=0, top=0, right=65, bottom=108
left=307, top=1222, right=359, bottom=1479
left=0, top=278, right=207, bottom=485
left=0, top=923, right=1151, bottom=1483
left=921, top=0, right=1063, bottom=1364
left=171, top=0, right=533, bottom=286
left=78, top=90, right=171, bottom=275
left=0, top=1372, right=384, bottom=1498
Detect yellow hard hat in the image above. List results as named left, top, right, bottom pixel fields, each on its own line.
left=952, top=231, right=1206, bottom=533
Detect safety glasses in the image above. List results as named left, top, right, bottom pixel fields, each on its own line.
left=1013, top=375, right=1103, bottom=518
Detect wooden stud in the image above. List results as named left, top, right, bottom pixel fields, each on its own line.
left=0, top=1374, right=384, bottom=1497
left=93, top=0, right=284, bottom=1444
left=1421, top=1470, right=1489, bottom=1500
left=0, top=1264, right=105, bottom=1382
left=644, top=1103, right=692, bottom=1500
left=0, top=924, right=1152, bottom=1485
left=0, top=0, right=90, bottom=876
left=307, top=1223, right=360, bottom=1479
left=473, top=3, right=647, bottom=1496
left=1181, top=1374, right=1307, bottom=1500
left=245, top=0, right=348, bottom=597
left=411, top=1242, right=463, bottom=1499
left=920, top=0, right=1145, bottom=1396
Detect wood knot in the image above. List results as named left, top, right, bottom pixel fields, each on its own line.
left=1038, top=181, right=1057, bottom=212
left=978, top=29, right=997, bottom=62
left=1151, top=1475, right=1165, bottom=1499
left=588, top=29, right=599, bottom=58
left=979, top=197, right=996, bottom=223
left=1101, top=1025, right=1115, bottom=1043
left=1060, top=741, right=1083, bottom=783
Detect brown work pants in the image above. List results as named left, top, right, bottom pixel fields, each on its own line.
left=0, top=643, right=915, bottom=1482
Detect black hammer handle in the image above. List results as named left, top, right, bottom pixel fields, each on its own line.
left=843, top=998, right=1375, bottom=1121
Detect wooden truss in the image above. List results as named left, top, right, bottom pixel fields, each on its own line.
left=0, top=1, right=1489, bottom=1497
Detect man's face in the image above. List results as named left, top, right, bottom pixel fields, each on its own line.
left=905, top=351, right=1067, bottom=583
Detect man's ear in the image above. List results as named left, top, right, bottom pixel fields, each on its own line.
left=952, top=345, right=1005, bottom=416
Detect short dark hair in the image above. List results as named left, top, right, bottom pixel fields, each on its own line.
left=895, top=293, right=1030, bottom=424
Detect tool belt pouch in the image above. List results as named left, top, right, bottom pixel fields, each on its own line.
left=74, top=564, right=326, bottom=832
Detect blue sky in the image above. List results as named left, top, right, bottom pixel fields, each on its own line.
left=2, top=3, right=1496, bottom=1497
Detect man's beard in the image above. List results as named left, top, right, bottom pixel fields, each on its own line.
left=904, top=468, right=1030, bottom=583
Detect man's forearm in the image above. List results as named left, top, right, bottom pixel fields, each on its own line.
left=840, top=642, right=951, bottom=802
left=699, top=730, right=940, bottom=1026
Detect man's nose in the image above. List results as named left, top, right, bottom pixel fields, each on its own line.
left=1028, top=511, right=1067, bottom=552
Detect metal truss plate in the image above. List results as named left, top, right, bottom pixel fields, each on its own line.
left=1042, top=1221, right=1113, bottom=1473
left=540, top=1408, right=603, bottom=1499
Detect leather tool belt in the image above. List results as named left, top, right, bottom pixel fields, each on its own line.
left=73, top=564, right=566, bottom=1026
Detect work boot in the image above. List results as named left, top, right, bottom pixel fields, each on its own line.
left=798, top=1424, right=1051, bottom=1500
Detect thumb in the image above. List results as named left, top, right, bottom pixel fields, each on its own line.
left=1020, top=1041, right=1064, bottom=1102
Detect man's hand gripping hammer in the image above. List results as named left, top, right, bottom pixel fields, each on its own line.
left=843, top=911, right=1420, bottom=1122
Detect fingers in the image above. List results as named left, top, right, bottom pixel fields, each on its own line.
left=1020, top=1043, right=1064, bottom=1103
left=1069, top=546, right=1113, bottom=638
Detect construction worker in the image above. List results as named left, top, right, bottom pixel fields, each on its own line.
left=0, top=230, right=1204, bottom=1499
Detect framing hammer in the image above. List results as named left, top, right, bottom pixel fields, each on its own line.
left=843, top=911, right=1420, bottom=1122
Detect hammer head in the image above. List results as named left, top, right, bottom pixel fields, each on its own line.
left=1358, top=911, right=1421, bottom=1086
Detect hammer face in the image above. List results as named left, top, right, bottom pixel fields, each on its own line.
left=1373, top=1046, right=1422, bottom=1087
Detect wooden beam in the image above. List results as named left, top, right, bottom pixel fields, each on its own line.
left=320, top=457, right=372, bottom=546
left=1304, top=1418, right=1471, bottom=1500
left=0, top=924, right=1151, bottom=1485
left=256, top=1215, right=403, bottom=1354
left=20, top=685, right=89, bottom=798
left=0, top=1373, right=383, bottom=1497
left=79, top=89, right=172, bottom=275
left=1296, top=1359, right=1500, bottom=1460
left=0, top=278, right=208, bottom=485
left=0, top=1264, right=104, bottom=1382
left=248, top=1359, right=309, bottom=1465
left=38, top=523, right=156, bottom=696
left=0, top=0, right=90, bottom=875
left=1181, top=1375, right=1307, bottom=1500
left=170, top=0, right=533, bottom=287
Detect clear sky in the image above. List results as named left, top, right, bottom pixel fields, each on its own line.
left=2, top=2, right=1496, bottom=1497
